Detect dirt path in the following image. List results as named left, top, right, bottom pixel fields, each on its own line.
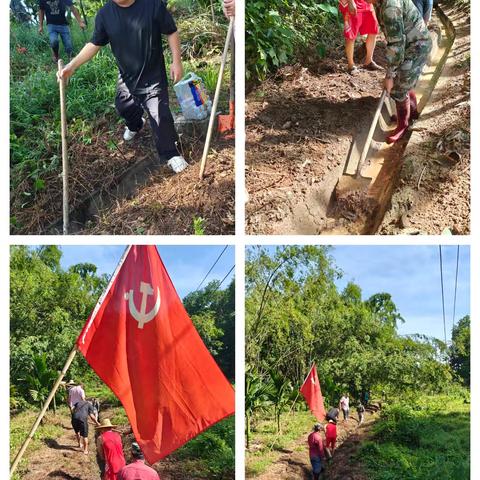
left=21, top=414, right=101, bottom=480
left=250, top=406, right=380, bottom=480
left=17, top=406, right=229, bottom=480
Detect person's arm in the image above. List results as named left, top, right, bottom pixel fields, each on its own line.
left=58, top=43, right=101, bottom=80
left=89, top=413, right=100, bottom=424
left=38, top=9, right=44, bottom=33
left=167, top=31, right=183, bottom=83
left=223, top=0, right=235, bottom=18
left=348, top=0, right=357, bottom=15
left=70, top=5, right=86, bottom=29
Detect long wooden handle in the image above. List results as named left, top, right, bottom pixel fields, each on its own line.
left=10, top=348, right=78, bottom=477
left=199, top=17, right=235, bottom=180
left=58, top=60, right=69, bottom=234
left=357, top=89, right=387, bottom=174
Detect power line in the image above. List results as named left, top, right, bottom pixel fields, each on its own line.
left=452, top=245, right=460, bottom=330
left=452, top=245, right=460, bottom=331
left=195, top=245, right=229, bottom=291
left=212, top=265, right=235, bottom=293
left=439, top=246, right=447, bottom=345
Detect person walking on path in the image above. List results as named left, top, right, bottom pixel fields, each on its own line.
left=412, top=0, right=433, bottom=24
left=357, top=401, right=366, bottom=425
left=96, top=419, right=126, bottom=480
left=308, top=423, right=326, bottom=480
left=38, top=0, right=85, bottom=63
left=366, top=0, right=432, bottom=144
left=66, top=380, right=86, bottom=412
left=71, top=399, right=100, bottom=453
left=338, top=0, right=383, bottom=74
left=118, top=442, right=160, bottom=480
left=58, top=0, right=189, bottom=174
left=326, top=406, right=340, bottom=423
left=325, top=420, right=337, bottom=458
left=339, top=393, right=350, bottom=421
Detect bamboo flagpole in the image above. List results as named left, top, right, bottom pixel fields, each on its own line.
left=10, top=246, right=132, bottom=477
left=9, top=347, right=78, bottom=477
left=199, top=17, right=235, bottom=179
left=58, top=59, right=69, bottom=235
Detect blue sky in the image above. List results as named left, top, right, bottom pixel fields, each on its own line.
left=262, top=245, right=470, bottom=341
left=58, top=245, right=235, bottom=299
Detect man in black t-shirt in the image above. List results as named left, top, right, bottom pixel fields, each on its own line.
left=71, top=400, right=100, bottom=454
left=58, top=0, right=188, bottom=173
left=38, top=0, right=85, bottom=62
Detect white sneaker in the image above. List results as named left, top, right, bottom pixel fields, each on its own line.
left=167, top=155, right=189, bottom=173
left=123, top=118, right=145, bottom=141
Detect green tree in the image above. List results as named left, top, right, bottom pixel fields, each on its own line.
left=450, top=316, right=470, bottom=386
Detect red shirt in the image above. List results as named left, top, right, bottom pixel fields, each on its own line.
left=100, top=431, right=126, bottom=480
left=308, top=431, right=325, bottom=459
left=118, top=460, right=160, bottom=480
left=326, top=422, right=337, bottom=440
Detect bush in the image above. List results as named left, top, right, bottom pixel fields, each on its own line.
left=175, top=416, right=235, bottom=477
left=245, top=0, right=341, bottom=80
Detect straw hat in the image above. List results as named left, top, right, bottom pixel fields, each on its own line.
left=95, top=419, right=118, bottom=430
left=66, top=380, right=77, bottom=387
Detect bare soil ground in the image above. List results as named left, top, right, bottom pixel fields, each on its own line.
left=11, top=121, right=235, bottom=235
left=245, top=44, right=386, bottom=234
left=248, top=406, right=380, bottom=480
left=17, top=406, right=229, bottom=480
left=246, top=3, right=469, bottom=235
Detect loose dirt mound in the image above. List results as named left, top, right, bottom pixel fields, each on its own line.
left=82, top=139, right=235, bottom=235
left=249, top=406, right=379, bottom=480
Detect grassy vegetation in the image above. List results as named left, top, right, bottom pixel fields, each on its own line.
left=358, top=391, right=470, bottom=480
left=246, top=409, right=315, bottom=476
left=10, top=407, right=70, bottom=480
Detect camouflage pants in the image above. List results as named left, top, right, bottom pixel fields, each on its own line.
left=391, top=38, right=432, bottom=102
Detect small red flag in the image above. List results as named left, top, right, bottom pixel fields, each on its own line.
left=300, top=363, right=326, bottom=421
left=76, top=245, right=235, bottom=463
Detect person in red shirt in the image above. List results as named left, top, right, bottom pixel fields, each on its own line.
left=338, top=0, right=383, bottom=74
left=325, top=419, right=338, bottom=457
left=307, top=423, right=326, bottom=480
left=118, top=442, right=160, bottom=480
left=96, top=419, right=126, bottom=480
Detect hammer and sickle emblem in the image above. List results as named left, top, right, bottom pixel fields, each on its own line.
left=124, top=281, right=161, bottom=329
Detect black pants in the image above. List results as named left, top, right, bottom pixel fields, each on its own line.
left=115, top=77, right=179, bottom=161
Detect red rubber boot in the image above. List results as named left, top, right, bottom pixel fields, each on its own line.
left=386, top=97, right=410, bottom=144
left=409, top=90, right=419, bottom=121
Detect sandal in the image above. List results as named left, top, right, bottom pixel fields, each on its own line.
left=347, top=65, right=359, bottom=75
left=363, top=61, right=384, bottom=71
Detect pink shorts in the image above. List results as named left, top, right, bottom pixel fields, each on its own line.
left=340, top=9, right=379, bottom=41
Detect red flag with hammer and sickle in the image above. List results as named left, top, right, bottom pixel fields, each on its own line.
left=300, top=363, right=326, bottom=421
left=76, top=245, right=235, bottom=463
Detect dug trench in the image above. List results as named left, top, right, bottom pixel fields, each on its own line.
left=11, top=117, right=235, bottom=236
left=247, top=404, right=381, bottom=480
left=246, top=1, right=469, bottom=235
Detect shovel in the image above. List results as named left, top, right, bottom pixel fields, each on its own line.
left=58, top=59, right=69, bottom=234
left=199, top=17, right=235, bottom=180
left=217, top=33, right=235, bottom=136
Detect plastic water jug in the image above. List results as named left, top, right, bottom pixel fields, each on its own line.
left=174, top=72, right=212, bottom=121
